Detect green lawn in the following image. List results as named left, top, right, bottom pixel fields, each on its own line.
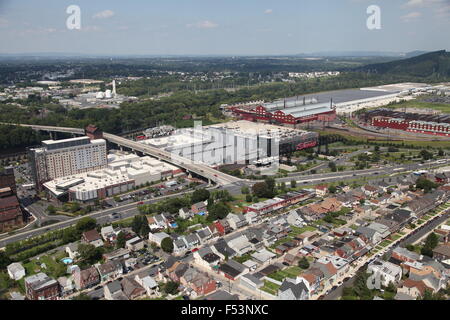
left=289, top=225, right=317, bottom=237
left=379, top=240, right=392, bottom=248
left=267, top=266, right=303, bottom=282
left=283, top=266, right=303, bottom=278
left=390, top=234, right=402, bottom=241
left=261, top=280, right=280, bottom=296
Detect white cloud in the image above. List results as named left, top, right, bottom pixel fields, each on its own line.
left=81, top=25, right=101, bottom=32
left=264, top=9, right=273, bottom=14
left=435, top=4, right=450, bottom=17
left=0, top=17, right=8, bottom=27
left=186, top=20, right=218, bottom=29
left=404, top=0, right=445, bottom=7
left=93, top=10, right=115, bottom=19
left=401, top=11, right=422, bottom=21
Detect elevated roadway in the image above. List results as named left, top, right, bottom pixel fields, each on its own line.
left=9, top=123, right=242, bottom=186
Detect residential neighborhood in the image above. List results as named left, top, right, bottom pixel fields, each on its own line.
left=2, top=166, right=450, bottom=301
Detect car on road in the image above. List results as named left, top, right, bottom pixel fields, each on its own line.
left=331, top=286, right=338, bottom=291
left=138, top=201, right=144, bottom=205
left=182, top=295, right=190, bottom=300
left=110, top=212, right=120, bottom=219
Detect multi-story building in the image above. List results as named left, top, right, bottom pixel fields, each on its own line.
left=73, top=266, right=100, bottom=290
left=24, top=273, right=60, bottom=300
left=0, top=167, right=17, bottom=194
left=0, top=187, right=24, bottom=232
left=29, top=136, right=107, bottom=190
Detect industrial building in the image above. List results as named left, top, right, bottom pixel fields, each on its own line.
left=140, top=120, right=318, bottom=168
left=226, top=84, right=435, bottom=121
left=43, top=151, right=182, bottom=202
left=364, top=109, right=450, bottom=137
left=228, top=98, right=337, bottom=125
left=29, top=136, right=108, bottom=191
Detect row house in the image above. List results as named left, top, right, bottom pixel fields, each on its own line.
left=180, top=266, right=217, bottom=297
left=97, top=260, right=123, bottom=282
left=73, top=266, right=100, bottom=290
left=193, top=246, right=221, bottom=269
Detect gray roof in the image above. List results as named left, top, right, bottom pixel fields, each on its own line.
left=205, top=290, right=239, bottom=300
left=185, top=233, right=200, bottom=244
left=356, top=226, right=378, bottom=238
left=106, top=280, right=122, bottom=294
left=279, top=278, right=309, bottom=299
left=241, top=273, right=264, bottom=287
left=394, top=292, right=415, bottom=300
left=213, top=239, right=237, bottom=257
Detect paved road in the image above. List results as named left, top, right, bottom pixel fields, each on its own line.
left=271, top=159, right=450, bottom=185
left=0, top=186, right=218, bottom=248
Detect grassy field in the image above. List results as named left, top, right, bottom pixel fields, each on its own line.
left=316, top=129, right=450, bottom=149
left=385, top=100, right=450, bottom=114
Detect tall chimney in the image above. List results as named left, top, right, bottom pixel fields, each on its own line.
left=112, top=80, right=117, bottom=96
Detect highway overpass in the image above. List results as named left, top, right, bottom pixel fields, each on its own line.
left=9, top=123, right=242, bottom=186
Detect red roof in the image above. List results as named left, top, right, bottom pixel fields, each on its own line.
left=83, top=229, right=101, bottom=242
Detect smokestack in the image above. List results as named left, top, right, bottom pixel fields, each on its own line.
left=303, top=97, right=306, bottom=106
left=112, top=80, right=117, bottom=96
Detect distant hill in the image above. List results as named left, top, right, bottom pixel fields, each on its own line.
left=357, top=50, right=450, bottom=78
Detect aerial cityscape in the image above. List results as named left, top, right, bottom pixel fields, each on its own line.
left=0, top=0, right=450, bottom=308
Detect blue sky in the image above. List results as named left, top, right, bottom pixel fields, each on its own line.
left=0, top=0, right=449, bottom=55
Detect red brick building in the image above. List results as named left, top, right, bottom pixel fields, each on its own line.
left=85, top=125, right=103, bottom=140
left=73, top=267, right=100, bottom=290
left=0, top=167, right=17, bottom=194
left=0, top=187, right=24, bottom=232
left=24, top=273, right=60, bottom=300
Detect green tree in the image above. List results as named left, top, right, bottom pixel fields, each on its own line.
left=75, top=217, right=97, bottom=233
left=420, top=149, right=433, bottom=161
left=245, top=194, right=252, bottom=202
left=72, top=293, right=92, bottom=300
left=131, top=215, right=148, bottom=237
left=208, top=202, right=230, bottom=221
left=161, top=237, right=174, bottom=253
left=298, top=257, right=310, bottom=269
left=78, top=243, right=102, bottom=264
left=116, top=231, right=126, bottom=249
left=0, top=252, right=11, bottom=271
left=252, top=182, right=270, bottom=198
left=264, top=177, right=276, bottom=197
left=328, top=185, right=337, bottom=194
left=46, top=205, right=56, bottom=215
left=290, top=180, right=296, bottom=188
left=163, top=281, right=179, bottom=295
left=421, top=232, right=439, bottom=257
left=415, top=177, right=437, bottom=193
left=191, top=188, right=210, bottom=204
left=241, top=186, right=250, bottom=194
left=420, top=289, right=445, bottom=300
left=328, top=161, right=337, bottom=172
